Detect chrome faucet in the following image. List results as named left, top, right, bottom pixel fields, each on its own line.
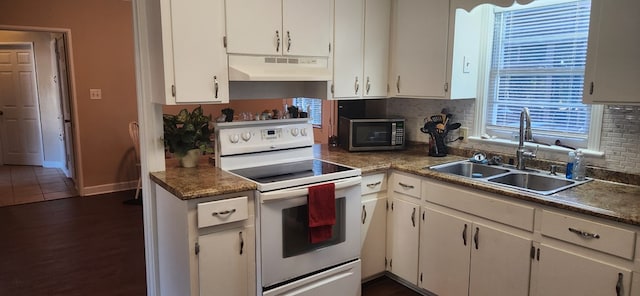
left=516, top=107, right=537, bottom=170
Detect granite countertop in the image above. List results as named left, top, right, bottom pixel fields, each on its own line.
left=150, top=145, right=640, bottom=226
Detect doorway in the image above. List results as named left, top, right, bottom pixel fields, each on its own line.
left=0, top=29, right=76, bottom=185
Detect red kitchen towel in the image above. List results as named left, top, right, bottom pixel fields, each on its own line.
left=308, top=182, right=336, bottom=243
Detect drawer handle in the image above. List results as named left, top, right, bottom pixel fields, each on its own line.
left=366, top=181, right=381, bottom=188
left=568, top=227, right=600, bottom=239
left=212, top=209, right=237, bottom=216
left=398, top=182, right=414, bottom=189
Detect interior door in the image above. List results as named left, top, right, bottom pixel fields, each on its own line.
left=0, top=43, right=44, bottom=166
left=54, top=35, right=75, bottom=179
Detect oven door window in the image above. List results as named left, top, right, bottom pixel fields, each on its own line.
left=282, top=197, right=346, bottom=258
left=352, top=122, right=391, bottom=147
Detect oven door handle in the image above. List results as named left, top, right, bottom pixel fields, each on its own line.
left=260, top=176, right=362, bottom=202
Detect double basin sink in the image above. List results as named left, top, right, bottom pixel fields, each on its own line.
left=429, top=160, right=591, bottom=195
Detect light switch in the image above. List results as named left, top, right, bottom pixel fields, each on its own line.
left=463, top=56, right=471, bottom=74
left=90, top=89, right=102, bottom=100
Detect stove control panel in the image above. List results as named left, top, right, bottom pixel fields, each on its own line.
left=216, top=119, right=314, bottom=156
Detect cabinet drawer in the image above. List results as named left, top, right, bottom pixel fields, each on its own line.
left=361, top=173, right=387, bottom=195
left=197, top=196, right=248, bottom=228
left=541, top=210, right=636, bottom=260
left=390, top=172, right=421, bottom=199
left=423, top=179, right=535, bottom=232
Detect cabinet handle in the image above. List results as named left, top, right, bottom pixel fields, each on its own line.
left=589, top=82, right=594, bottom=95
left=473, top=227, right=479, bottom=249
left=366, top=181, right=381, bottom=188
left=462, top=224, right=468, bottom=246
left=211, top=208, right=236, bottom=216
left=286, top=31, right=292, bottom=52
left=568, top=227, right=600, bottom=239
left=365, top=76, right=371, bottom=95
left=396, top=75, right=400, bottom=93
left=361, top=205, right=367, bottom=224
left=616, top=273, right=623, bottom=296
left=411, top=208, right=416, bottom=227
left=354, top=76, right=359, bottom=94
left=398, top=182, right=414, bottom=189
left=213, top=76, right=219, bottom=99
left=239, top=231, right=244, bottom=255
left=275, top=30, right=280, bottom=52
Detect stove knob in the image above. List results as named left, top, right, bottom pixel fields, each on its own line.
left=291, top=128, right=299, bottom=136
left=300, top=128, right=308, bottom=136
left=241, top=132, right=252, bottom=142
left=229, top=134, right=240, bottom=143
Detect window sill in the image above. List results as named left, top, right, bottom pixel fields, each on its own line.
left=468, top=136, right=605, bottom=158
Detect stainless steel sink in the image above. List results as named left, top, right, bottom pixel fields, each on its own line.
left=429, top=161, right=510, bottom=178
left=488, top=172, right=589, bottom=195
left=429, top=160, right=591, bottom=195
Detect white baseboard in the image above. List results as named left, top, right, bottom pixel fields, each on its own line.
left=81, top=180, right=139, bottom=196
left=42, top=160, right=64, bottom=168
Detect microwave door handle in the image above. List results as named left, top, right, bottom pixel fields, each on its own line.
left=260, top=177, right=362, bottom=202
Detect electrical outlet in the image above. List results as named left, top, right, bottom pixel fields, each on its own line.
left=460, top=127, right=468, bottom=140
left=90, top=89, right=102, bottom=100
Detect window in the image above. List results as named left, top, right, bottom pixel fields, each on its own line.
left=292, top=97, right=322, bottom=127
left=483, top=0, right=595, bottom=149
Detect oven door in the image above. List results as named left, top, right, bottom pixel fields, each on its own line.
left=259, top=177, right=361, bottom=288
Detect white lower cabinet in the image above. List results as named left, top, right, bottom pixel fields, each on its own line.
left=360, top=172, right=388, bottom=280
left=533, top=244, right=632, bottom=296
left=419, top=206, right=532, bottom=296
left=361, top=197, right=387, bottom=279
left=198, top=227, right=253, bottom=296
left=386, top=196, right=420, bottom=285
left=155, top=185, right=255, bottom=296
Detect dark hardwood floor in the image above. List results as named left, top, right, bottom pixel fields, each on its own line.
left=0, top=190, right=146, bottom=296
left=362, top=276, right=423, bottom=296
left=0, top=189, right=419, bottom=296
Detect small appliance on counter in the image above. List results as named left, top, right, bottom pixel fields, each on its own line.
left=338, top=117, right=405, bottom=152
left=420, top=110, right=461, bottom=157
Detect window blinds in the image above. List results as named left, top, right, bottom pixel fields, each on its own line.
left=486, top=0, right=592, bottom=143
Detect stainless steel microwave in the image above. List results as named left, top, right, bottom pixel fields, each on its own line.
left=338, top=117, right=405, bottom=151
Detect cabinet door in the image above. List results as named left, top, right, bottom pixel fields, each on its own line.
left=333, top=0, right=364, bottom=99
left=198, top=228, right=248, bottom=296
left=468, top=222, right=532, bottom=296
left=361, top=197, right=387, bottom=279
left=389, top=0, right=449, bottom=98
left=419, top=206, right=471, bottom=296
left=169, top=0, right=228, bottom=103
left=387, top=198, right=420, bottom=285
left=583, top=0, right=640, bottom=104
left=363, top=0, right=391, bottom=98
left=225, top=0, right=282, bottom=55
left=534, top=244, right=632, bottom=296
left=282, top=0, right=332, bottom=57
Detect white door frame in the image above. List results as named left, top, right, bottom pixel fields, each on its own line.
left=0, top=25, right=83, bottom=194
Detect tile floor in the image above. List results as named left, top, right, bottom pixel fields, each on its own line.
left=0, top=165, right=77, bottom=207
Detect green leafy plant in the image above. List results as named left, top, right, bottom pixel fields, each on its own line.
left=163, top=106, right=212, bottom=157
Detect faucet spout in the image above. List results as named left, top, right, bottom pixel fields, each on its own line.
left=516, top=107, right=536, bottom=170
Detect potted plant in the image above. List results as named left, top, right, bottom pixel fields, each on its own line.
left=163, top=106, right=212, bottom=167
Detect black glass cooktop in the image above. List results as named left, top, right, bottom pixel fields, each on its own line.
left=230, top=159, right=354, bottom=184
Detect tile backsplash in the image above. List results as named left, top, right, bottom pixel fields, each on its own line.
left=386, top=98, right=640, bottom=175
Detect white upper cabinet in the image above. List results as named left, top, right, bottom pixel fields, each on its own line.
left=152, top=0, right=229, bottom=104
left=332, top=0, right=390, bottom=99
left=389, top=0, right=449, bottom=98
left=363, top=0, right=391, bottom=98
left=225, top=0, right=332, bottom=57
left=582, top=0, right=640, bottom=104
left=332, top=0, right=364, bottom=99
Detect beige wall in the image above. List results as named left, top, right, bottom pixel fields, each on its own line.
left=0, top=0, right=139, bottom=192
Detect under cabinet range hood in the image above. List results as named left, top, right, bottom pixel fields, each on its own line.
left=228, top=54, right=332, bottom=81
